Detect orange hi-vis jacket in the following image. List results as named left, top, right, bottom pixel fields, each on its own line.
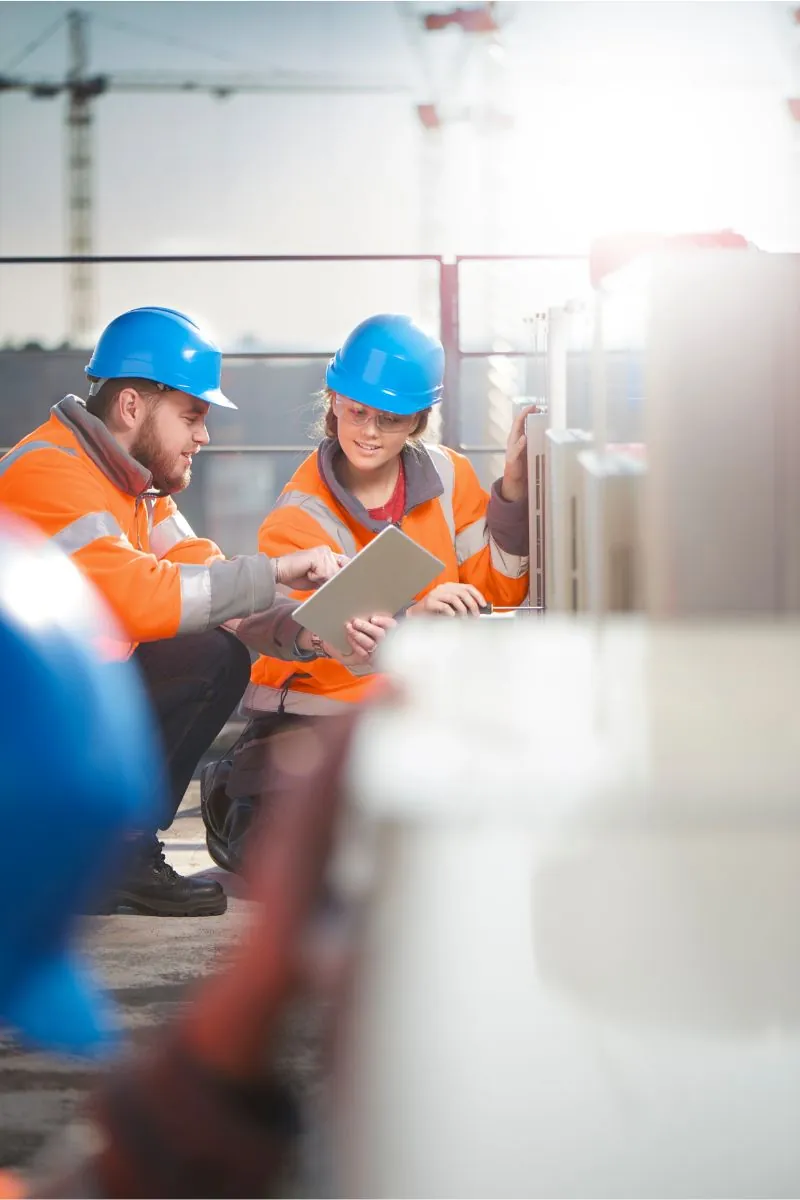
left=0, top=396, right=301, bottom=659
left=243, top=438, right=530, bottom=716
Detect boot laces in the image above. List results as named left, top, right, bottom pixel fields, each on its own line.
left=151, top=840, right=180, bottom=883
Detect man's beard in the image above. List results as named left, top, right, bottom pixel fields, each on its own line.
left=130, top=411, right=191, bottom=494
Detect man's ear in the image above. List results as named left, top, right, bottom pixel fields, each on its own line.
left=115, top=387, right=146, bottom=431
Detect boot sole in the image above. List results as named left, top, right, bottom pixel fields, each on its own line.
left=100, top=891, right=228, bottom=918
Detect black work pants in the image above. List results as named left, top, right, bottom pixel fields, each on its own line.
left=132, top=628, right=252, bottom=829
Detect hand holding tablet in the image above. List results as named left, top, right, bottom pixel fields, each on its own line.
left=292, top=525, right=444, bottom=654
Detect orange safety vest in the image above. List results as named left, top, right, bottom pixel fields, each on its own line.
left=244, top=438, right=530, bottom=716
left=0, top=396, right=276, bottom=656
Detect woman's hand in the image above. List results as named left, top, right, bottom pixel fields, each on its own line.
left=328, top=614, right=396, bottom=664
left=407, top=581, right=486, bottom=617
left=296, top=614, right=397, bottom=664
left=500, top=404, right=538, bottom=503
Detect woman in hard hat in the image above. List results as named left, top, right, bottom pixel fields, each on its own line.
left=202, top=313, right=532, bottom=873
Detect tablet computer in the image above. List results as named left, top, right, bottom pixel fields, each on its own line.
left=293, top=525, right=444, bottom=653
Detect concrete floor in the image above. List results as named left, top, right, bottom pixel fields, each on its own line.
left=0, top=782, right=321, bottom=1178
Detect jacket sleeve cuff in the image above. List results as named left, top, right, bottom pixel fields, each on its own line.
left=292, top=632, right=317, bottom=661
left=233, top=598, right=309, bottom=662
left=206, top=553, right=277, bottom=626
left=487, top=480, right=529, bottom=556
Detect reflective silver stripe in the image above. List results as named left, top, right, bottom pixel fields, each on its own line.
left=143, top=495, right=158, bottom=534
left=176, top=563, right=212, bottom=633
left=240, top=680, right=357, bottom=717
left=425, top=444, right=456, bottom=544
left=0, top=441, right=78, bottom=480
left=51, top=511, right=125, bottom=555
left=272, top=489, right=358, bottom=558
left=150, top=511, right=195, bottom=559
left=489, top=537, right=529, bottom=579
left=455, top=515, right=489, bottom=565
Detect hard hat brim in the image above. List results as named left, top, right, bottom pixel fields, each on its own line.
left=198, top=386, right=237, bottom=410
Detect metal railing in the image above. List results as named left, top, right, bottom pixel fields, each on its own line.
left=0, top=250, right=589, bottom=444
left=0, top=252, right=590, bottom=549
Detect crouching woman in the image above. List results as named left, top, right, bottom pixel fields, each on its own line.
left=202, top=314, right=532, bottom=873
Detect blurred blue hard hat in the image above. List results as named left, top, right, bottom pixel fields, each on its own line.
left=325, top=314, right=444, bottom=416
left=0, top=510, right=162, bottom=1057
left=85, top=305, right=235, bottom=409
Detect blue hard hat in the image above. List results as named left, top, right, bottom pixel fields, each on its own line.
left=0, top=510, right=163, bottom=1057
left=325, top=314, right=444, bottom=416
left=85, top=306, right=235, bottom=409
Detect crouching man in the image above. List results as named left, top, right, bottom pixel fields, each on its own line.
left=0, top=305, right=388, bottom=917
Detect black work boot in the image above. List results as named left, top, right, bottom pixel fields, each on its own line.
left=200, top=759, right=258, bottom=878
left=104, top=839, right=227, bottom=917
left=199, top=758, right=236, bottom=874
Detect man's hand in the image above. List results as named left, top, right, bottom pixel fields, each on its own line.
left=500, top=404, right=538, bottom=503
left=273, top=546, right=348, bottom=590
left=408, top=581, right=486, bottom=617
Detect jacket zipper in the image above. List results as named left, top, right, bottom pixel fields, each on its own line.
left=133, top=494, right=145, bottom=550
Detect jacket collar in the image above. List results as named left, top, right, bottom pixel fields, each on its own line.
left=316, top=437, right=443, bottom=534
left=52, top=395, right=154, bottom=497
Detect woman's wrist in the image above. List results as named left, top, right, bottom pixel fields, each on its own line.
left=309, top=632, right=331, bottom=658
left=499, top=472, right=526, bottom=504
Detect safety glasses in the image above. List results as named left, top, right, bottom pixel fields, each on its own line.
left=333, top=397, right=418, bottom=434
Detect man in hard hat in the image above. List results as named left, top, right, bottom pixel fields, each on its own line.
left=0, top=306, right=389, bottom=918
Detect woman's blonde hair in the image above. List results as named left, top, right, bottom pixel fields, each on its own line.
left=314, top=387, right=430, bottom=444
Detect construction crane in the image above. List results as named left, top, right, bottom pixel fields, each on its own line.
left=0, top=8, right=411, bottom=343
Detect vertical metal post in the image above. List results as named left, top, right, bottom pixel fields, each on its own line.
left=66, top=8, right=93, bottom=345
left=439, top=257, right=460, bottom=449
left=547, top=305, right=568, bottom=430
